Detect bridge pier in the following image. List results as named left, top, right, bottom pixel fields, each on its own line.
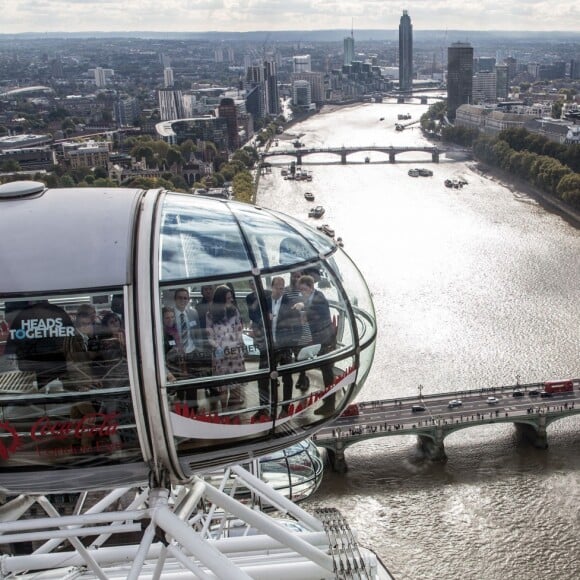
left=417, top=429, right=447, bottom=461
left=432, top=150, right=440, bottom=163
left=340, top=152, right=347, bottom=164
left=420, top=97, right=428, bottom=104
left=389, top=152, right=395, bottom=163
left=325, top=443, right=348, bottom=473
left=296, top=153, right=302, bottom=165
left=515, top=418, right=548, bottom=449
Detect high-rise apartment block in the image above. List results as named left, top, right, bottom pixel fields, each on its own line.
left=495, top=64, right=509, bottom=100
left=264, top=60, right=280, bottom=116
left=114, top=97, right=140, bottom=127
left=164, top=67, right=174, bottom=88
left=292, top=80, right=312, bottom=109
left=398, top=10, right=413, bottom=92
left=447, top=42, right=474, bottom=121
left=93, top=67, right=113, bottom=88
left=218, top=97, right=239, bottom=150
left=505, top=57, right=517, bottom=80
left=472, top=72, right=497, bottom=104
left=343, top=35, right=354, bottom=67
left=158, top=89, right=185, bottom=121
left=291, top=72, right=325, bottom=105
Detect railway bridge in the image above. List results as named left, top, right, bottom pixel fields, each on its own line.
left=261, top=145, right=441, bottom=165
left=313, top=380, right=580, bottom=473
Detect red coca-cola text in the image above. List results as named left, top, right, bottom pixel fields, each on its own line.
left=30, top=412, right=120, bottom=442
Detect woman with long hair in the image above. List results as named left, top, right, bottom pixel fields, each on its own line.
left=206, top=284, right=245, bottom=411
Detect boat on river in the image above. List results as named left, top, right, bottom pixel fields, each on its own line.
left=304, top=192, right=315, bottom=201
left=408, top=168, right=420, bottom=177
left=316, top=223, right=335, bottom=238
left=308, top=205, right=325, bottom=219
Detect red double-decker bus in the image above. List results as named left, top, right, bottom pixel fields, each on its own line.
left=543, top=379, right=574, bottom=394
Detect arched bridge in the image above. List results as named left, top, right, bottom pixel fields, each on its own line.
left=313, top=379, right=580, bottom=473
left=262, top=145, right=441, bottom=165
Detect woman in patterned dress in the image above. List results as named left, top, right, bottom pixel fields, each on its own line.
left=206, top=284, right=246, bottom=411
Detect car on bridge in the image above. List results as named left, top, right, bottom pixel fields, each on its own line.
left=487, top=396, right=499, bottom=404
left=512, top=390, right=524, bottom=397
left=448, top=399, right=462, bottom=408
left=411, top=404, right=426, bottom=412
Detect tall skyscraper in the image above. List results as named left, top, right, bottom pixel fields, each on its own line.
left=218, top=98, right=239, bottom=151
left=343, top=32, right=354, bottom=67
left=264, top=60, right=280, bottom=116
left=398, top=10, right=413, bottom=92
left=245, top=66, right=266, bottom=120
left=447, top=42, right=474, bottom=121
left=495, top=64, right=509, bottom=100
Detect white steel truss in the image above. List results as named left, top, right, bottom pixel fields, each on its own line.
left=0, top=465, right=391, bottom=580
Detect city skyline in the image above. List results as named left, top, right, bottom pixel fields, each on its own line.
left=2, top=1, right=580, bottom=34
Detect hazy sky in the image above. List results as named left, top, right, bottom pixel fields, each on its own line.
left=3, top=1, right=580, bottom=34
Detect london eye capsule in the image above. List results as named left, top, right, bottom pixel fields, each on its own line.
left=0, top=182, right=376, bottom=494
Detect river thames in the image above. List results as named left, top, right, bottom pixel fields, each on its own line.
left=256, top=101, right=580, bottom=580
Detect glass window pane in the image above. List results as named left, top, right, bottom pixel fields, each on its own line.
left=160, top=279, right=268, bottom=389
left=233, top=204, right=321, bottom=269
left=0, top=292, right=140, bottom=471
left=160, top=194, right=253, bottom=281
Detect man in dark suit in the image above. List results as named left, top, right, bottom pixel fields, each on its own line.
left=246, top=282, right=270, bottom=418
left=296, top=274, right=336, bottom=415
left=268, top=276, right=303, bottom=417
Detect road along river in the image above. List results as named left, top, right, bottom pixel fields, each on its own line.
left=256, top=101, right=580, bottom=580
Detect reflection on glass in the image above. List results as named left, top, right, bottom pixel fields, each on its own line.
left=156, top=194, right=376, bottom=457
left=160, top=194, right=252, bottom=281
left=234, top=203, right=320, bottom=270
left=0, top=291, right=139, bottom=470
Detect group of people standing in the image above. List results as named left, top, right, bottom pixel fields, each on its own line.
left=162, top=270, right=337, bottom=418
left=163, top=284, right=246, bottom=412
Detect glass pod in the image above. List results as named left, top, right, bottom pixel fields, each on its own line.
left=0, top=182, right=376, bottom=494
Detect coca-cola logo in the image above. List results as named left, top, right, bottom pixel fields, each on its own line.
left=0, top=421, right=21, bottom=460
left=30, top=412, right=120, bottom=442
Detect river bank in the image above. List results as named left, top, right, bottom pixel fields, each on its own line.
left=472, top=162, right=580, bottom=229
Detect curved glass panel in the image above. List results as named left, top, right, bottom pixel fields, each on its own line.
left=160, top=194, right=253, bottom=281
left=326, top=248, right=377, bottom=350
left=232, top=203, right=320, bottom=270
left=259, top=440, right=324, bottom=502
left=153, top=192, right=376, bottom=469
left=0, top=291, right=141, bottom=474
left=265, top=208, right=336, bottom=258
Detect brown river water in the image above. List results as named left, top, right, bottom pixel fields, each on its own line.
left=256, top=101, right=580, bottom=580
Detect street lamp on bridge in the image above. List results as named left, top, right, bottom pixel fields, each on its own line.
left=418, top=384, right=423, bottom=400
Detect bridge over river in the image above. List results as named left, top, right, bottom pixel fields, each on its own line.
left=261, top=145, right=441, bottom=165
left=313, top=380, right=580, bottom=473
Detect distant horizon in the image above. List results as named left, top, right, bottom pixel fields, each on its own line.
left=3, top=1, right=580, bottom=37
left=2, top=28, right=580, bottom=41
